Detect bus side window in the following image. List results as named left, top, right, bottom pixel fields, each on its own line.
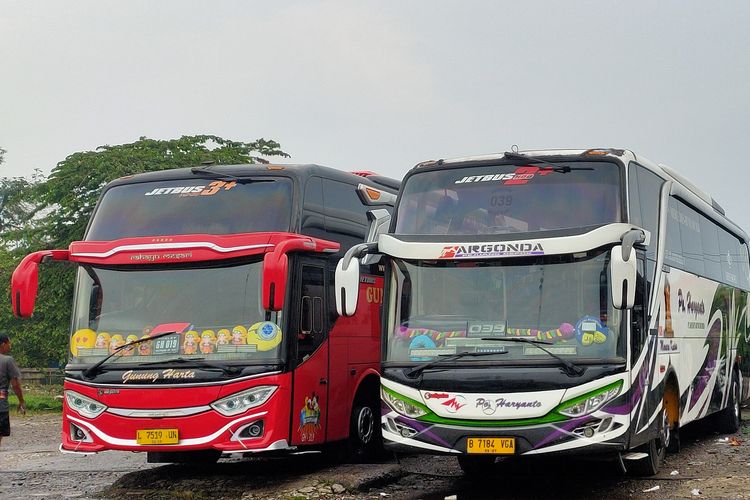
left=297, top=265, right=326, bottom=363
left=631, top=255, right=648, bottom=360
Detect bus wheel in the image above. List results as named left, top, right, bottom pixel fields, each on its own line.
left=348, top=401, right=382, bottom=462
left=717, top=374, right=741, bottom=434
left=628, top=410, right=667, bottom=476
left=457, top=455, right=496, bottom=476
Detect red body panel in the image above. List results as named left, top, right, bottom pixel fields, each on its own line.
left=62, top=374, right=292, bottom=453
left=45, top=232, right=382, bottom=455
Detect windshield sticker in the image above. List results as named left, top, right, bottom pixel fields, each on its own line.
left=505, top=323, right=575, bottom=343
left=439, top=242, right=544, bottom=259
left=299, top=393, right=322, bottom=443
left=575, top=316, right=609, bottom=346
left=408, top=334, right=437, bottom=361
left=143, top=180, right=238, bottom=197
left=181, top=331, right=200, bottom=355
left=454, top=166, right=554, bottom=186
left=70, top=329, right=97, bottom=357
left=231, top=325, right=247, bottom=345
left=248, top=321, right=282, bottom=351
left=199, top=330, right=216, bottom=354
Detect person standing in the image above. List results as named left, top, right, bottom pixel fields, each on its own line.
left=0, top=333, right=26, bottom=446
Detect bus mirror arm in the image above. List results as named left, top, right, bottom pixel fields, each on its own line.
left=335, top=242, right=378, bottom=317
left=11, top=249, right=70, bottom=318
left=620, top=229, right=646, bottom=262
left=262, top=236, right=340, bottom=312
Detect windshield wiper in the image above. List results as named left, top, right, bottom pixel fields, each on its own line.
left=139, top=356, right=241, bottom=375
left=82, top=330, right=177, bottom=379
left=481, top=336, right=585, bottom=377
left=503, top=151, right=593, bottom=173
left=406, top=350, right=508, bottom=379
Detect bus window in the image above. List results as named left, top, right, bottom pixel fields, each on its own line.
left=700, top=215, right=722, bottom=281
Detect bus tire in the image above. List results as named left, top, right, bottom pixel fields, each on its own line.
left=717, top=374, right=741, bottom=434
left=457, top=455, right=496, bottom=476
left=348, top=400, right=382, bottom=462
left=628, top=409, right=667, bottom=476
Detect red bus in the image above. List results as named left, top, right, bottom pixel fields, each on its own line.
left=11, top=163, right=399, bottom=463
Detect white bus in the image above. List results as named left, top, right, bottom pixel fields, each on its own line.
left=335, top=148, right=750, bottom=475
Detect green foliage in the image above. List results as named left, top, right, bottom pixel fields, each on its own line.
left=0, top=136, right=288, bottom=367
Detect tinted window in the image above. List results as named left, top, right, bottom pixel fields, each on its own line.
left=301, top=177, right=326, bottom=239
left=632, top=164, right=663, bottom=262
left=322, top=179, right=367, bottom=248
left=297, top=265, right=326, bottom=363
left=719, top=228, right=742, bottom=287
left=700, top=216, right=722, bottom=281
left=87, top=178, right=293, bottom=240
left=677, top=200, right=704, bottom=275
left=740, top=244, right=750, bottom=290
left=395, top=161, right=622, bottom=235
left=664, top=197, right=684, bottom=268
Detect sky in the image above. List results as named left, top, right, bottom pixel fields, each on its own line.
left=2, top=1, right=749, bottom=229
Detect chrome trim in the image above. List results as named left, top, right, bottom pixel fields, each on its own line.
left=225, top=439, right=291, bottom=454
left=107, top=405, right=211, bottom=418
left=59, top=443, right=96, bottom=456
left=73, top=242, right=273, bottom=259
left=65, top=370, right=282, bottom=388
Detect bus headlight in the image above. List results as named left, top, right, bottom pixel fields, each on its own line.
left=381, top=387, right=428, bottom=418
left=211, top=386, right=277, bottom=416
left=557, top=381, right=623, bottom=418
left=65, top=390, right=107, bottom=419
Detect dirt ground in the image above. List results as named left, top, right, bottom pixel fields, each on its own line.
left=2, top=412, right=750, bottom=499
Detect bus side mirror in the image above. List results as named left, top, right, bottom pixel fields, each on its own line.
left=262, top=252, right=288, bottom=312
left=335, top=256, right=361, bottom=317
left=11, top=250, right=70, bottom=317
left=335, top=242, right=378, bottom=317
left=610, top=245, right=636, bottom=310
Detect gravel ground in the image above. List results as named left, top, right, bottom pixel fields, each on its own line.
left=2, top=412, right=750, bottom=499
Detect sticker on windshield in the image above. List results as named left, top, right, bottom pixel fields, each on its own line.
left=438, top=242, right=544, bottom=259
left=247, top=322, right=282, bottom=351
left=575, top=316, right=610, bottom=346
left=454, top=166, right=554, bottom=186
left=143, top=180, right=238, bottom=197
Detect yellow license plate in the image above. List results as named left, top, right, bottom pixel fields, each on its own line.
left=136, top=428, right=179, bottom=445
left=466, top=437, right=515, bottom=454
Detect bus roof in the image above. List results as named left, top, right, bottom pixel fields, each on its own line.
left=106, top=163, right=400, bottom=194
left=410, top=148, right=747, bottom=242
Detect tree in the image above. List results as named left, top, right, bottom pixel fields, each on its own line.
left=0, top=135, right=288, bottom=367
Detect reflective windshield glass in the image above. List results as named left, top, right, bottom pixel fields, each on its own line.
left=385, top=250, right=624, bottom=364
left=395, top=162, right=621, bottom=235
left=69, top=261, right=283, bottom=365
left=87, top=178, right=292, bottom=240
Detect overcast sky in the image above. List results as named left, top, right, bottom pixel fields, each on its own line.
left=2, top=1, right=749, bottom=229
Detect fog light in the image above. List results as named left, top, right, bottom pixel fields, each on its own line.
left=583, top=427, right=595, bottom=438
left=236, top=420, right=264, bottom=440
left=69, top=423, right=92, bottom=442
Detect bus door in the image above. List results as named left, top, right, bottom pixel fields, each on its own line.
left=291, top=260, right=330, bottom=445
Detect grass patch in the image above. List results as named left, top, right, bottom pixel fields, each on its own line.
left=8, top=384, right=63, bottom=413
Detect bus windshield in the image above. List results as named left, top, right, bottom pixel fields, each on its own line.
left=395, top=161, right=621, bottom=235
left=69, top=260, right=283, bottom=365
left=385, top=250, right=624, bottom=364
left=86, top=177, right=293, bottom=240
